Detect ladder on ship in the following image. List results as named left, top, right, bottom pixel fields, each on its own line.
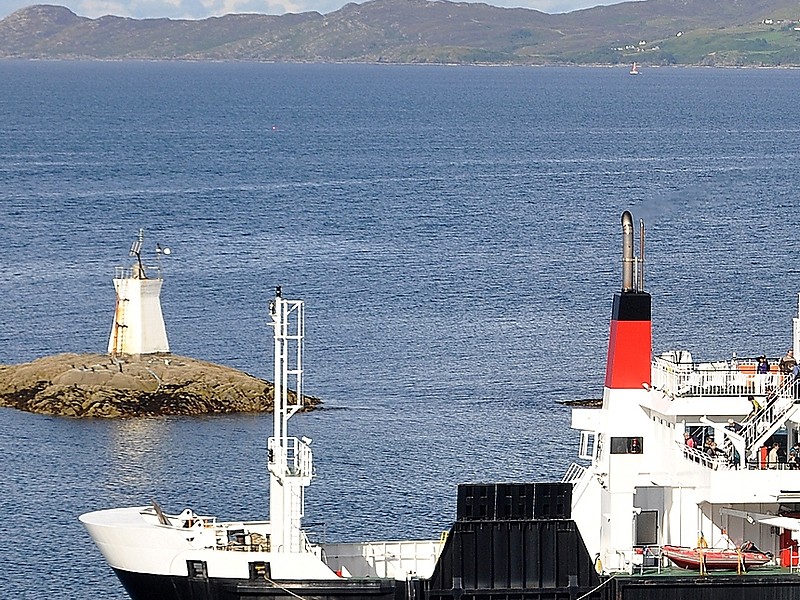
left=740, top=375, right=800, bottom=457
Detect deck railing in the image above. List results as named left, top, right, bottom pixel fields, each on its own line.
left=652, top=355, right=784, bottom=398
left=561, top=462, right=586, bottom=483
left=679, top=441, right=729, bottom=470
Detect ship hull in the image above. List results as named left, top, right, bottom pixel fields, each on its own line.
left=88, top=485, right=800, bottom=600
left=110, top=568, right=800, bottom=600
left=113, top=569, right=406, bottom=600
left=608, top=573, right=800, bottom=599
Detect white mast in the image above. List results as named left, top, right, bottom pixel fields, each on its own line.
left=794, top=293, right=800, bottom=360
left=107, top=229, right=170, bottom=356
left=268, top=287, right=313, bottom=554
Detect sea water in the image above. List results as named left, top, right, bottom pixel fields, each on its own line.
left=2, top=62, right=800, bottom=598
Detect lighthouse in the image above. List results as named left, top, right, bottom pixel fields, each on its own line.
left=107, top=229, right=170, bottom=356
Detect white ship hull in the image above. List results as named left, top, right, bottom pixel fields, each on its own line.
left=81, top=505, right=441, bottom=600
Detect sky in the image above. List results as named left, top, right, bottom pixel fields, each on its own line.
left=0, top=0, right=632, bottom=21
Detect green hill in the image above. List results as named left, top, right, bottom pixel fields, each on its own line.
left=1, top=0, right=799, bottom=65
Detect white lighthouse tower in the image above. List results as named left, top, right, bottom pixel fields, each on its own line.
left=107, top=229, right=170, bottom=356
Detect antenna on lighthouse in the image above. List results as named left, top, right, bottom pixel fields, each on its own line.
left=129, top=229, right=146, bottom=279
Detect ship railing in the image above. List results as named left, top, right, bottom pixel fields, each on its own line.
left=303, top=521, right=328, bottom=544
left=292, top=437, right=313, bottom=478
left=299, top=528, right=316, bottom=554
left=744, top=458, right=799, bottom=470
left=562, top=462, right=594, bottom=507
left=113, top=265, right=160, bottom=280
left=113, top=266, right=132, bottom=280
left=682, top=439, right=800, bottom=471
left=269, top=436, right=313, bottom=479
left=632, top=545, right=662, bottom=574
left=321, top=539, right=443, bottom=579
left=678, top=441, right=730, bottom=470
left=561, top=462, right=586, bottom=484
left=652, top=356, right=782, bottom=398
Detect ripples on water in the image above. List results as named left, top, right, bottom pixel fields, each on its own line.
left=2, top=63, right=800, bottom=598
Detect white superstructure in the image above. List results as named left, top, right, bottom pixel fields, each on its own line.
left=566, top=212, right=800, bottom=574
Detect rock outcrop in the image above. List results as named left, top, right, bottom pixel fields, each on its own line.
left=0, top=353, right=320, bottom=418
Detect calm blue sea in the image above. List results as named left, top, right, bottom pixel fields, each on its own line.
left=2, top=62, right=800, bottom=598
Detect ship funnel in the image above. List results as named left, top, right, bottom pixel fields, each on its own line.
left=604, top=212, right=652, bottom=389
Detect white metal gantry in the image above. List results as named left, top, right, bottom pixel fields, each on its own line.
left=268, top=287, right=313, bottom=554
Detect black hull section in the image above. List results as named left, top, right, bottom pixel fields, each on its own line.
left=609, top=574, right=800, bottom=599
left=426, top=485, right=602, bottom=600
left=112, top=561, right=800, bottom=600
left=426, top=519, right=601, bottom=600
left=114, top=569, right=407, bottom=600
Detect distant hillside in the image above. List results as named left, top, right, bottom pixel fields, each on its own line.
left=1, top=0, right=799, bottom=65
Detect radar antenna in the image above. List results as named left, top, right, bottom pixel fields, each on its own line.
left=129, top=229, right=146, bottom=279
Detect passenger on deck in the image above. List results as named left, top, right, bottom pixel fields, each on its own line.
left=725, top=420, right=742, bottom=467
left=683, top=432, right=695, bottom=448
left=768, top=442, right=781, bottom=469
left=747, top=394, right=762, bottom=419
left=789, top=443, right=800, bottom=469
left=725, top=418, right=743, bottom=434
left=756, top=355, right=770, bottom=393
left=779, top=349, right=797, bottom=375
left=706, top=441, right=722, bottom=460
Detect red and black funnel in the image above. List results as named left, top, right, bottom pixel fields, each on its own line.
left=604, top=211, right=652, bottom=389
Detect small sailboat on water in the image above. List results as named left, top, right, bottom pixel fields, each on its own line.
left=630, top=61, right=640, bottom=75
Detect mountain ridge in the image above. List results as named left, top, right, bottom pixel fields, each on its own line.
left=1, top=0, right=799, bottom=65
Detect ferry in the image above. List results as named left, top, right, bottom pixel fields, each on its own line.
left=81, top=212, right=800, bottom=599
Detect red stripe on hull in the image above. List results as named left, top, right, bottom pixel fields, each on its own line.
left=604, top=320, right=651, bottom=389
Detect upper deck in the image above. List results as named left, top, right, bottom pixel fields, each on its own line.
left=651, top=351, right=786, bottom=399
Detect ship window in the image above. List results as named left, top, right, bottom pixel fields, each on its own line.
left=187, top=560, right=208, bottom=579
left=610, top=436, right=643, bottom=454
left=579, top=431, right=596, bottom=460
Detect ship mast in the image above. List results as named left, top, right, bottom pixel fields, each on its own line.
left=268, top=287, right=313, bottom=554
